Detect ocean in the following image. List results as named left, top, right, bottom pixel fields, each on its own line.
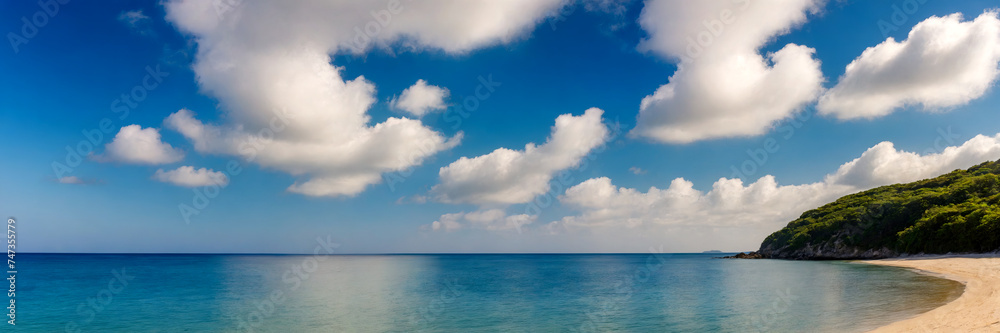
left=11, top=253, right=962, bottom=332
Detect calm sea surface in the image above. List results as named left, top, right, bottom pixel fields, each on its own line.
left=11, top=254, right=962, bottom=332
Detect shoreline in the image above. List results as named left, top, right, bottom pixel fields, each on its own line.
left=862, top=254, right=1000, bottom=332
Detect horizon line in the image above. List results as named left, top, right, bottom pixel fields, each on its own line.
left=16, top=251, right=748, bottom=255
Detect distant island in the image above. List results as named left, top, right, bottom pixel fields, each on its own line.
left=701, top=250, right=722, bottom=253
left=730, top=160, right=1000, bottom=260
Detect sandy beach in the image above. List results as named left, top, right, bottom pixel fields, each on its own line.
left=864, top=254, right=1000, bottom=332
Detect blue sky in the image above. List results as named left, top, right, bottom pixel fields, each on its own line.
left=3, top=0, right=1000, bottom=253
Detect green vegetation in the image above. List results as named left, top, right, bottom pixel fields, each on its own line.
left=760, top=160, right=1000, bottom=258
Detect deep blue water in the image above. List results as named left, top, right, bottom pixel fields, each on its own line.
left=8, top=253, right=962, bottom=332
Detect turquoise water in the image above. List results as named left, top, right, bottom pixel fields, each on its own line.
left=11, top=254, right=962, bottom=332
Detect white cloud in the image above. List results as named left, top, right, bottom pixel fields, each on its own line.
left=390, top=80, right=449, bottom=117
left=118, top=10, right=150, bottom=28
left=153, top=166, right=229, bottom=188
left=556, top=176, right=849, bottom=230
left=161, top=0, right=565, bottom=197
left=58, top=176, right=84, bottom=184
left=97, top=125, right=184, bottom=165
left=431, top=213, right=464, bottom=232
left=428, top=209, right=536, bottom=232
left=164, top=108, right=461, bottom=197
left=825, top=134, right=1000, bottom=187
left=555, top=132, right=1000, bottom=232
left=432, top=108, right=609, bottom=205
left=629, top=166, right=646, bottom=175
left=818, top=11, right=1000, bottom=120
left=630, top=0, right=825, bottom=143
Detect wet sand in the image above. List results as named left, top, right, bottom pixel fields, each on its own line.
left=864, top=254, right=1000, bottom=332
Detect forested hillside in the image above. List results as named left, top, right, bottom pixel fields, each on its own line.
left=756, top=160, right=1000, bottom=259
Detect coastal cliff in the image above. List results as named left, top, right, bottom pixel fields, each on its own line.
left=735, top=160, right=1000, bottom=260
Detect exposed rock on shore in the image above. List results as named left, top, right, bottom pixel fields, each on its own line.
left=720, top=252, right=766, bottom=259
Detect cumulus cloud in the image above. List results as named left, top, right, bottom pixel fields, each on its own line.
left=390, top=80, right=449, bottom=117
left=428, top=209, right=536, bottom=232
left=432, top=108, right=609, bottom=205
left=431, top=213, right=464, bottom=232
left=556, top=176, right=850, bottom=229
left=554, top=132, right=1000, bottom=231
left=818, top=11, right=1000, bottom=120
left=164, top=108, right=462, bottom=197
left=825, top=134, right=1000, bottom=187
left=161, top=0, right=565, bottom=197
left=97, top=125, right=184, bottom=165
left=630, top=0, right=825, bottom=143
left=153, top=166, right=229, bottom=187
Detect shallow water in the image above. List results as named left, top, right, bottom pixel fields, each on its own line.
left=11, top=253, right=963, bottom=332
